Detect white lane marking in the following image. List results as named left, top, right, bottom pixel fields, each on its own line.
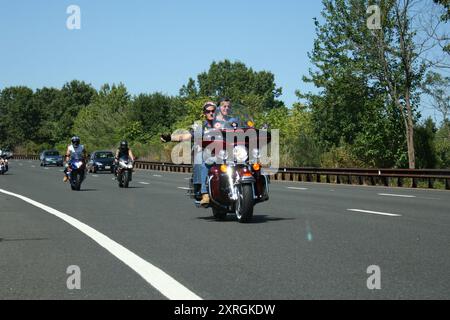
left=44, top=168, right=49, bottom=170
left=184, top=178, right=190, bottom=180
left=348, top=209, right=402, bottom=217
left=0, top=188, right=202, bottom=300
left=287, top=187, right=308, bottom=190
left=153, top=175, right=162, bottom=177
left=59, top=170, right=64, bottom=172
left=92, top=175, right=99, bottom=178
left=378, top=193, right=416, bottom=198
left=19, top=163, right=23, bottom=166
left=139, top=182, right=150, bottom=185
left=31, top=165, right=36, bottom=168
left=178, top=187, right=190, bottom=190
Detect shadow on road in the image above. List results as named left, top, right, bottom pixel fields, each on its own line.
left=196, top=214, right=294, bottom=224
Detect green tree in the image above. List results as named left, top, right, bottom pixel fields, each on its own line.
left=300, top=0, right=426, bottom=168
left=73, top=83, right=130, bottom=150
left=0, top=86, right=40, bottom=149
left=180, top=60, right=284, bottom=110
left=422, top=71, right=450, bottom=122
left=128, top=93, right=180, bottom=141
left=435, top=120, right=450, bottom=167
left=414, top=118, right=438, bottom=169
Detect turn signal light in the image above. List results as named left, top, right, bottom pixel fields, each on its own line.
left=220, top=164, right=228, bottom=173
left=252, top=163, right=261, bottom=171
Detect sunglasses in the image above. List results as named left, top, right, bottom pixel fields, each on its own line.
left=204, top=109, right=215, bottom=114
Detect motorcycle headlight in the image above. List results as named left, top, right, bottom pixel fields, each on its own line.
left=252, top=148, right=260, bottom=160
left=75, top=161, right=83, bottom=169
left=233, top=146, right=248, bottom=162
left=218, top=149, right=228, bottom=161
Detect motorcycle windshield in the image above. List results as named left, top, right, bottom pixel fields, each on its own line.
left=212, top=103, right=255, bottom=130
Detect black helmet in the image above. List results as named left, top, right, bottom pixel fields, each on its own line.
left=120, top=141, right=128, bottom=150
left=71, top=136, right=80, bottom=146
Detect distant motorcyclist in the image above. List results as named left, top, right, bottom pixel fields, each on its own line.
left=0, top=154, right=8, bottom=173
left=64, top=136, right=87, bottom=182
left=114, top=141, right=135, bottom=175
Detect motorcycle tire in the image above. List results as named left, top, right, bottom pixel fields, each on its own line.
left=235, top=184, right=254, bottom=223
left=123, top=171, right=130, bottom=188
left=118, top=172, right=124, bottom=188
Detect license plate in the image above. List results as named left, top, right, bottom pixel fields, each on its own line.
left=105, top=166, right=110, bottom=170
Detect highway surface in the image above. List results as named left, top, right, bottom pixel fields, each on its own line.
left=1, top=160, right=449, bottom=299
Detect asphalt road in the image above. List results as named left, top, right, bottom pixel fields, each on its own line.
left=1, top=160, right=449, bottom=299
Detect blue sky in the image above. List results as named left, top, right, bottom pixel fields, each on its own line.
left=0, top=0, right=324, bottom=107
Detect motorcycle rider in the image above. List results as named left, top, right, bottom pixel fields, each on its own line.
left=0, top=153, right=8, bottom=173
left=114, top=141, right=135, bottom=176
left=63, top=136, right=87, bottom=182
left=161, top=101, right=217, bottom=207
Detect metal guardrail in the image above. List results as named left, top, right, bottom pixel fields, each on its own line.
left=11, top=154, right=39, bottom=160
left=12, top=155, right=450, bottom=190
left=271, top=167, right=450, bottom=190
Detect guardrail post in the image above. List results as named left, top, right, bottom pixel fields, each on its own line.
left=398, top=177, right=403, bottom=187
left=336, top=175, right=341, bottom=184
left=446, top=179, right=450, bottom=190
left=316, top=174, right=321, bottom=183
left=326, top=175, right=330, bottom=184
left=412, top=178, right=418, bottom=188
left=383, top=177, right=389, bottom=187
left=428, top=178, right=434, bottom=189
left=358, top=176, right=363, bottom=185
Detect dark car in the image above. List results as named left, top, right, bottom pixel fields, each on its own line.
left=87, top=151, right=115, bottom=173
left=40, top=150, right=64, bottom=167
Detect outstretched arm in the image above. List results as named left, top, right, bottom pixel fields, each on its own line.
left=161, top=129, right=193, bottom=143
left=128, top=149, right=135, bottom=161
left=65, top=146, right=70, bottom=162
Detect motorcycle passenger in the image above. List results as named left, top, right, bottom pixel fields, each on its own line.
left=64, top=136, right=87, bottom=182
left=213, top=97, right=232, bottom=128
left=161, top=101, right=217, bottom=207
left=114, top=141, right=135, bottom=176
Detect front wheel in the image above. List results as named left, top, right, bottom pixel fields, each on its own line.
left=70, top=172, right=82, bottom=191
left=118, top=172, right=123, bottom=188
left=123, top=171, right=130, bottom=188
left=235, top=184, right=254, bottom=223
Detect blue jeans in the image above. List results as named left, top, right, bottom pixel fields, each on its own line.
left=193, top=163, right=209, bottom=194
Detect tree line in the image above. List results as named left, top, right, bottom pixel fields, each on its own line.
left=1, top=0, right=449, bottom=169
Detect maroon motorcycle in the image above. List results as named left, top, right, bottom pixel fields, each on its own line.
left=193, top=107, right=270, bottom=223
